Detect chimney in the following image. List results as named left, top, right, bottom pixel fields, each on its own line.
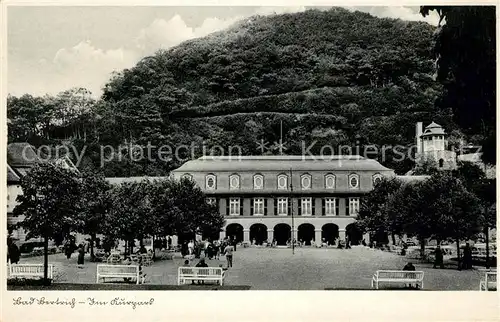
left=416, top=122, right=423, bottom=155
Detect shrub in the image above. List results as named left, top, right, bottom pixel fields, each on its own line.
left=7, top=278, right=52, bottom=286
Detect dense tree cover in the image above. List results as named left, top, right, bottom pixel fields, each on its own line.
left=358, top=163, right=493, bottom=269
left=421, top=6, right=496, bottom=164
left=103, top=178, right=224, bottom=255
left=13, top=164, right=224, bottom=278
left=9, top=8, right=471, bottom=175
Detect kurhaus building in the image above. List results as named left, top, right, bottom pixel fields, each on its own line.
left=171, top=155, right=395, bottom=246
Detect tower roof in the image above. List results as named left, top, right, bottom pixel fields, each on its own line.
left=421, top=121, right=446, bottom=137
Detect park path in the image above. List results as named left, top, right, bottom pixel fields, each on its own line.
left=10, top=247, right=485, bottom=290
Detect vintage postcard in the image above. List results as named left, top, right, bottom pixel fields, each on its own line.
left=2, top=1, right=498, bottom=321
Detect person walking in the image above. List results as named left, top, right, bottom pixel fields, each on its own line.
left=433, top=245, right=444, bottom=269
left=224, top=243, right=234, bottom=268
left=77, top=244, right=85, bottom=268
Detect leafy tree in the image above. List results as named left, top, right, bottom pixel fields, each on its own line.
left=421, top=6, right=496, bottom=165
left=104, top=180, right=151, bottom=255
left=387, top=180, right=433, bottom=258
left=150, top=178, right=224, bottom=238
left=419, top=173, right=482, bottom=269
left=452, top=161, right=496, bottom=267
left=77, top=169, right=112, bottom=260
left=412, top=158, right=439, bottom=175
left=14, top=163, right=81, bottom=282
left=357, top=177, right=403, bottom=244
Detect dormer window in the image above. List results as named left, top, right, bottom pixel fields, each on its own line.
left=253, top=174, right=264, bottom=190
left=348, top=173, right=359, bottom=189
left=277, top=174, right=288, bottom=190
left=229, top=174, right=240, bottom=189
left=373, top=174, right=383, bottom=186
left=325, top=174, right=336, bottom=189
left=206, top=174, right=216, bottom=190
left=301, top=174, right=312, bottom=190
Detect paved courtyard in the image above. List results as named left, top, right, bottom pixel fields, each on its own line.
left=10, top=246, right=488, bottom=290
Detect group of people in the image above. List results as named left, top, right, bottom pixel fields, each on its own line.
left=430, top=243, right=474, bottom=270
left=63, top=241, right=86, bottom=268
left=181, top=237, right=236, bottom=270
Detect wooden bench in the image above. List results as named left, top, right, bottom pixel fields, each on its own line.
left=96, top=264, right=144, bottom=284
left=371, top=270, right=424, bottom=290
left=9, top=264, right=53, bottom=279
left=479, top=271, right=497, bottom=291
left=177, top=267, right=225, bottom=285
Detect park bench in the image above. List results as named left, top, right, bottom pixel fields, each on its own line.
left=178, top=267, right=226, bottom=286
left=9, top=264, right=53, bottom=279
left=371, top=270, right=424, bottom=290
left=96, top=264, right=144, bottom=284
left=479, top=271, right=497, bottom=291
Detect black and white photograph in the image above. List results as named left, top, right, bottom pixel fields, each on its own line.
left=2, top=2, right=498, bottom=320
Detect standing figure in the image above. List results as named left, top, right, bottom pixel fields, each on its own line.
left=433, top=245, right=444, bottom=269
left=224, top=243, right=234, bottom=268
left=77, top=244, right=85, bottom=268
left=64, top=242, right=73, bottom=259
left=8, top=243, right=20, bottom=264
left=188, top=240, right=194, bottom=255
left=232, top=237, right=237, bottom=251
left=463, top=243, right=473, bottom=269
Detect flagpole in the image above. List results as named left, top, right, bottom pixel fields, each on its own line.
left=290, top=168, right=294, bottom=255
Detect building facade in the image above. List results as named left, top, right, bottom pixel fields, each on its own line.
left=171, top=155, right=395, bottom=246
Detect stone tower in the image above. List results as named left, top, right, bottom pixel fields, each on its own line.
left=415, top=122, right=457, bottom=170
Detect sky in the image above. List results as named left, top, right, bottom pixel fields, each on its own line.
left=7, top=6, right=440, bottom=98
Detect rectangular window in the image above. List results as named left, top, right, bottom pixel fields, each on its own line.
left=301, top=198, right=312, bottom=216
left=349, top=197, right=360, bottom=216
left=229, top=198, right=240, bottom=216
left=324, top=198, right=336, bottom=216
left=277, top=198, right=288, bottom=216
left=253, top=198, right=265, bottom=216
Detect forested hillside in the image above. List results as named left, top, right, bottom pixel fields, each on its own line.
left=8, top=8, right=464, bottom=175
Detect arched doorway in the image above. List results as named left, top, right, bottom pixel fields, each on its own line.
left=250, top=224, right=268, bottom=245
left=346, top=223, right=363, bottom=245
left=225, top=223, right=244, bottom=243
left=274, top=223, right=291, bottom=246
left=298, top=223, right=315, bottom=246
left=322, top=223, right=339, bottom=246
